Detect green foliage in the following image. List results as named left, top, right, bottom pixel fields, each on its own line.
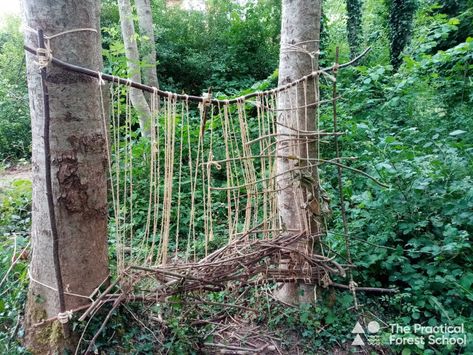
left=320, top=4, right=473, bottom=352
left=0, top=17, right=30, bottom=162
left=1, top=0, right=473, bottom=353
left=101, top=0, right=280, bottom=95
left=0, top=179, right=31, bottom=353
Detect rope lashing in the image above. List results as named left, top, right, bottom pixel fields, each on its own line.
left=349, top=279, right=359, bottom=309
left=57, top=310, right=73, bottom=324
left=348, top=280, right=358, bottom=293
left=24, top=26, right=98, bottom=69
left=281, top=40, right=320, bottom=60
left=36, top=45, right=52, bottom=69
left=28, top=268, right=93, bottom=301
left=97, top=71, right=106, bottom=86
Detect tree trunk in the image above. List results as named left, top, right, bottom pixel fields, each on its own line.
left=22, top=0, right=109, bottom=352
left=274, top=0, right=322, bottom=305
left=388, top=0, right=416, bottom=70
left=346, top=0, right=363, bottom=59
left=118, top=0, right=152, bottom=135
left=135, top=0, right=159, bottom=92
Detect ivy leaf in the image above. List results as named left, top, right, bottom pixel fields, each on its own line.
left=449, top=130, right=466, bottom=136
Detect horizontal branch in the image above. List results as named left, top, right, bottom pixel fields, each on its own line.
left=331, top=282, right=398, bottom=294
left=23, top=45, right=370, bottom=104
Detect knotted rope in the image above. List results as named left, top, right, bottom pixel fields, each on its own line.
left=23, top=26, right=98, bottom=69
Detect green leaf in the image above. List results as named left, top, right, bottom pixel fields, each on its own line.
left=448, top=18, right=460, bottom=26
left=402, top=348, right=412, bottom=355
left=459, top=273, right=473, bottom=289
left=449, top=130, right=466, bottom=136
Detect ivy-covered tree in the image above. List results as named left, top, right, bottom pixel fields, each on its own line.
left=346, top=0, right=363, bottom=58
left=387, top=0, right=417, bottom=69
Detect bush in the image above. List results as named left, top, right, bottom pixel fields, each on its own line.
left=0, top=17, right=31, bottom=162
left=0, top=179, right=31, bottom=353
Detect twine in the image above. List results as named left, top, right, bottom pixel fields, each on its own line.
left=24, top=26, right=98, bottom=70
left=57, top=310, right=73, bottom=324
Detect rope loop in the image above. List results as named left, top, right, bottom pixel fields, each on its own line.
left=36, top=46, right=52, bottom=69
left=57, top=310, right=73, bottom=324
left=25, top=26, right=98, bottom=70
left=97, top=71, right=106, bottom=86
left=348, top=280, right=358, bottom=293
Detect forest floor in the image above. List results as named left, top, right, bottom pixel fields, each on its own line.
left=0, top=163, right=31, bottom=193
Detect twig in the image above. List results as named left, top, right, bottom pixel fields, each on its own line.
left=0, top=242, right=30, bottom=289
left=204, top=342, right=276, bottom=353
left=330, top=282, right=397, bottom=294
left=37, top=28, right=69, bottom=338
left=85, top=294, right=125, bottom=354
left=79, top=273, right=125, bottom=321
left=188, top=296, right=257, bottom=313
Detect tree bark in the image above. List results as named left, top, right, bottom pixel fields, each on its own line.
left=135, top=0, right=159, bottom=91
left=22, top=0, right=109, bottom=352
left=275, top=0, right=322, bottom=305
left=346, top=0, right=363, bottom=59
left=388, top=0, right=416, bottom=70
left=118, top=0, right=152, bottom=135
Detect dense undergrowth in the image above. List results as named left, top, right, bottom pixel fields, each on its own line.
left=0, top=0, right=472, bottom=354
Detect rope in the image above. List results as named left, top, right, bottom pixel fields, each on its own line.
left=24, top=26, right=98, bottom=69
left=28, top=269, right=92, bottom=301
left=57, top=311, right=73, bottom=324
left=81, top=47, right=378, bottom=303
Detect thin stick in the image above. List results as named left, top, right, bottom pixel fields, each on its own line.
left=79, top=273, right=124, bottom=321
left=130, top=265, right=223, bottom=288
left=185, top=296, right=258, bottom=313
left=38, top=28, right=69, bottom=337
left=332, top=47, right=358, bottom=309
left=0, top=242, right=30, bottom=289
left=245, top=131, right=343, bottom=146
left=85, top=295, right=124, bottom=354
left=330, top=282, right=397, bottom=294
left=23, top=45, right=371, bottom=105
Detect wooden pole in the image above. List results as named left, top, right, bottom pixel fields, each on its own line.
left=24, top=44, right=371, bottom=105
left=38, top=28, right=69, bottom=337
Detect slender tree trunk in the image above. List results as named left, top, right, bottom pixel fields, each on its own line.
left=346, top=0, right=363, bottom=59
left=22, top=0, right=109, bottom=352
left=388, top=0, right=416, bottom=70
left=118, top=0, right=152, bottom=135
left=275, top=0, right=322, bottom=305
left=135, top=0, right=159, bottom=92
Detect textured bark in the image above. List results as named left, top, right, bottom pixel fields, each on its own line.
left=346, top=0, right=363, bottom=59
left=388, top=0, right=416, bottom=70
left=118, top=0, right=152, bottom=135
left=135, top=0, right=159, bottom=91
left=275, top=0, right=322, bottom=305
left=22, top=0, right=109, bottom=352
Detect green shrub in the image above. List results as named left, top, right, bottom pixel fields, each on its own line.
left=0, top=179, right=31, bottom=353
left=0, top=17, right=30, bottom=162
